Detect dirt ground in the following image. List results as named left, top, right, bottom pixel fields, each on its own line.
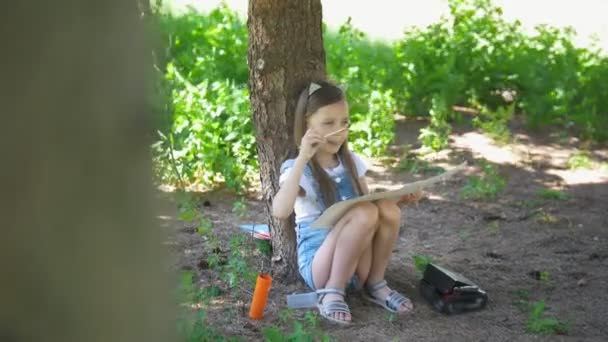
left=159, top=116, right=608, bottom=341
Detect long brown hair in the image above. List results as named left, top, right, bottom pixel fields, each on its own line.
left=293, top=80, right=363, bottom=207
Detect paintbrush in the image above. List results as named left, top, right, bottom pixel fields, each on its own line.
left=310, top=127, right=348, bottom=148
left=323, top=127, right=348, bottom=138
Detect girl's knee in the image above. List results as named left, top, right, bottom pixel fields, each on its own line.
left=349, top=202, right=379, bottom=228
left=375, top=199, right=401, bottom=225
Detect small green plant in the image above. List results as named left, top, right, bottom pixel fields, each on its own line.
left=178, top=270, right=196, bottom=302
left=256, top=239, right=272, bottom=256
left=418, top=97, right=453, bottom=152
left=177, top=193, right=257, bottom=290
left=458, top=228, right=471, bottom=241
left=223, top=235, right=257, bottom=288
left=512, top=289, right=569, bottom=335
left=197, top=218, right=213, bottom=235
left=512, top=289, right=530, bottom=312
left=460, top=160, right=506, bottom=200
left=412, top=254, right=433, bottom=274
left=176, top=271, right=233, bottom=341
left=232, top=198, right=248, bottom=219
left=539, top=271, right=550, bottom=282
left=526, top=300, right=569, bottom=335
left=303, top=311, right=319, bottom=330
left=193, top=285, right=222, bottom=303
left=513, top=199, right=543, bottom=209
left=177, top=195, right=199, bottom=222
left=567, top=151, right=593, bottom=170
left=487, top=221, right=500, bottom=234
left=175, top=192, right=215, bottom=235
left=262, top=315, right=332, bottom=342
left=537, top=188, right=569, bottom=201
left=177, top=309, right=228, bottom=342
left=535, top=210, right=559, bottom=225
left=261, top=326, right=284, bottom=341
left=278, top=308, right=294, bottom=325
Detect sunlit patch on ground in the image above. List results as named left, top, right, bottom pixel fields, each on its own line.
left=547, top=169, right=608, bottom=185
left=450, top=132, right=519, bottom=165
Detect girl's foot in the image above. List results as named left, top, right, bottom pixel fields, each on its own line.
left=363, top=280, right=413, bottom=314
left=316, top=288, right=352, bottom=324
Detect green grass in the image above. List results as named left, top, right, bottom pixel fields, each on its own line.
left=537, top=188, right=569, bottom=201
left=256, top=239, right=272, bottom=256
left=487, top=221, right=500, bottom=234
left=396, top=155, right=446, bottom=175
left=460, top=160, right=506, bottom=200
left=263, top=312, right=332, bottom=342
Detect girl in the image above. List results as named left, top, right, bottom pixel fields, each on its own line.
left=272, top=80, right=421, bottom=324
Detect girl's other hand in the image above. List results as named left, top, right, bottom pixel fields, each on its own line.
left=298, top=128, right=326, bottom=161
left=397, top=190, right=423, bottom=206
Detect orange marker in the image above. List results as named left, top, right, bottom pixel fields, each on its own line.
left=249, top=273, right=272, bottom=320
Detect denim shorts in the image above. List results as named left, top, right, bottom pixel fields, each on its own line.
left=296, top=221, right=359, bottom=290
left=296, top=221, right=329, bottom=290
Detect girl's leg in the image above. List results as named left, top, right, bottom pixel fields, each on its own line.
left=355, top=244, right=373, bottom=287
left=366, top=199, right=413, bottom=313
left=311, top=202, right=379, bottom=322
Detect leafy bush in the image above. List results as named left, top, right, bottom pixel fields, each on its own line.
left=395, top=0, right=608, bottom=148
left=325, top=19, right=399, bottom=156
left=151, top=6, right=255, bottom=190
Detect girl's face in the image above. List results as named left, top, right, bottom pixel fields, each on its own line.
left=307, top=100, right=350, bottom=154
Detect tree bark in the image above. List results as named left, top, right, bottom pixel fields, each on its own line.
left=248, top=0, right=326, bottom=282
left=0, top=1, right=174, bottom=341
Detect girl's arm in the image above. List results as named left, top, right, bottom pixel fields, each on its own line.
left=273, top=128, right=326, bottom=218
left=272, top=156, right=308, bottom=219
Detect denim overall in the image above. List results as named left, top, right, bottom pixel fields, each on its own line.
left=294, top=161, right=359, bottom=290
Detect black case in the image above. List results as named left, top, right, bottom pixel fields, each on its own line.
left=419, top=263, right=488, bottom=314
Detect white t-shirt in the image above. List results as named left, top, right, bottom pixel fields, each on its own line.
left=279, top=152, right=368, bottom=224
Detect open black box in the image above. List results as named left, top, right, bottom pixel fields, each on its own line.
left=419, top=263, right=488, bottom=314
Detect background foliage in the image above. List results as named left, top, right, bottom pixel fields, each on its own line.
left=151, top=0, right=607, bottom=190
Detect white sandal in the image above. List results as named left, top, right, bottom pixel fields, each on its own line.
left=363, top=280, right=413, bottom=314
left=316, top=288, right=352, bottom=325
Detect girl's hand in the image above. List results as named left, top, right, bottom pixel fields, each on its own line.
left=397, top=190, right=423, bottom=206
left=298, top=128, right=326, bottom=161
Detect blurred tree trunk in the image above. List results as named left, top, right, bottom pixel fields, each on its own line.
left=248, top=0, right=326, bottom=282
left=0, top=1, right=174, bottom=341
left=138, top=0, right=152, bottom=17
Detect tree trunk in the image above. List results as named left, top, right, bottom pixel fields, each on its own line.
left=0, top=1, right=174, bottom=341
left=247, top=0, right=326, bottom=282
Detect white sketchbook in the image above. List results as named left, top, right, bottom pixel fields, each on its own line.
left=310, top=162, right=467, bottom=228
